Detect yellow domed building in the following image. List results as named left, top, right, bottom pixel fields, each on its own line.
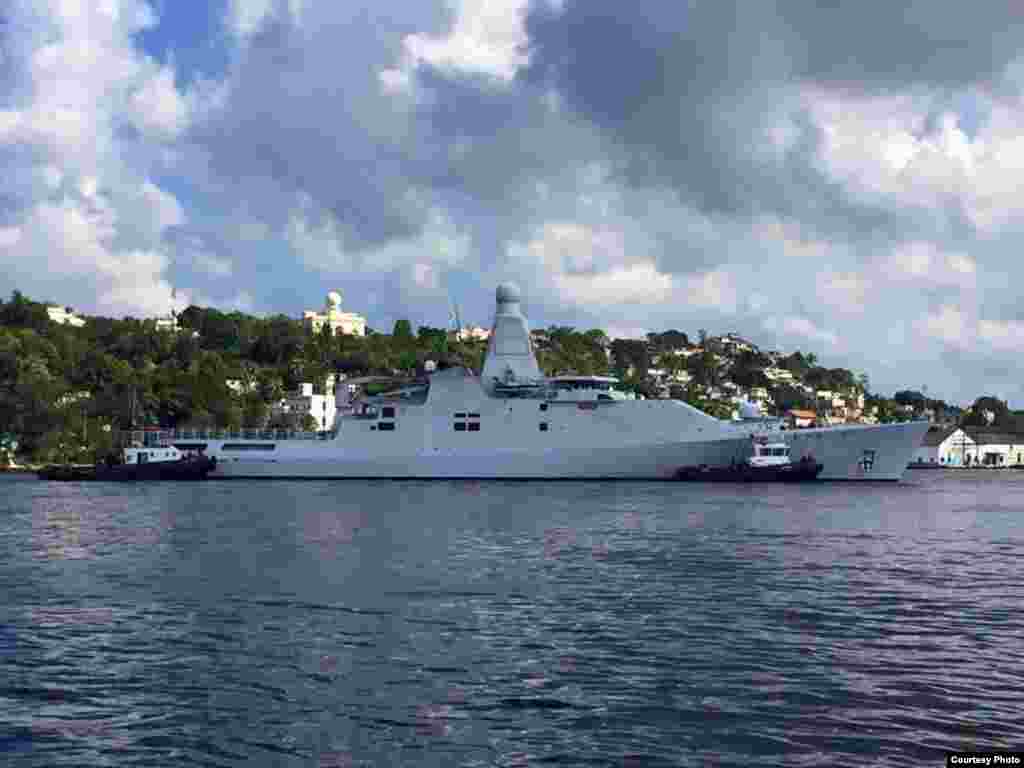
left=303, top=290, right=367, bottom=337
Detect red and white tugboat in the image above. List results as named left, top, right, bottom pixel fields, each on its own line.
left=675, top=437, right=823, bottom=482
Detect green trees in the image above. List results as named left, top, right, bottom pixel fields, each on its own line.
left=0, top=328, right=65, bottom=456
left=392, top=319, right=414, bottom=341
left=961, top=396, right=1015, bottom=428
left=536, top=326, right=610, bottom=376
left=729, top=350, right=770, bottom=389
left=0, top=291, right=50, bottom=332
left=0, top=287, right=962, bottom=460
left=610, top=338, right=649, bottom=378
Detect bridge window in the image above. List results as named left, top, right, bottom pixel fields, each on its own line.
left=382, top=407, right=395, bottom=418
left=468, top=422, right=480, bottom=432
left=539, top=422, right=548, bottom=432
left=378, top=422, right=395, bottom=431
left=454, top=422, right=466, bottom=432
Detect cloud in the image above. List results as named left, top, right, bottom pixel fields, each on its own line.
left=0, top=0, right=192, bottom=316
left=762, top=314, right=839, bottom=349
left=400, top=0, right=531, bottom=81
left=817, top=271, right=868, bottom=315
left=8, top=0, right=1024, bottom=405
left=127, top=67, right=189, bottom=139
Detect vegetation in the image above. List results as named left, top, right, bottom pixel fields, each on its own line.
left=0, top=292, right=490, bottom=462
left=0, top=288, right=981, bottom=463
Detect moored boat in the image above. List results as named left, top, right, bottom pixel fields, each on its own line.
left=38, top=444, right=216, bottom=482
left=675, top=438, right=823, bottom=482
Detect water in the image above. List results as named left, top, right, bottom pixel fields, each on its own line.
left=1, top=471, right=1022, bottom=766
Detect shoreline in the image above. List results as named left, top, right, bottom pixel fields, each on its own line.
left=907, top=464, right=1024, bottom=470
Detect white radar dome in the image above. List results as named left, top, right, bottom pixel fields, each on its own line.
left=496, top=282, right=521, bottom=304
left=326, top=290, right=342, bottom=307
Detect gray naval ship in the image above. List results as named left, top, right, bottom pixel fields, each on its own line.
left=172, top=283, right=927, bottom=480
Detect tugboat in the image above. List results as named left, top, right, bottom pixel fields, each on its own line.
left=675, top=437, right=823, bottom=482
left=38, top=443, right=216, bottom=482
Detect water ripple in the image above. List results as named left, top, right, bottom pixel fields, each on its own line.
left=1, top=472, right=1022, bottom=766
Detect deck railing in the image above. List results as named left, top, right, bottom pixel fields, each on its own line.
left=119, top=428, right=331, bottom=447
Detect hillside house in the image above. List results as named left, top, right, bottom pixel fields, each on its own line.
left=46, top=305, right=85, bottom=328
left=787, top=409, right=817, bottom=428
left=764, top=367, right=794, bottom=383
left=270, top=374, right=339, bottom=431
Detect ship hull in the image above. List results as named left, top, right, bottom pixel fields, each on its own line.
left=38, top=457, right=216, bottom=482
left=199, top=420, right=928, bottom=481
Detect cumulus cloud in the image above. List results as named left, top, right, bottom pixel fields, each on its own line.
left=8, top=0, right=1024, bottom=403
left=0, top=0, right=193, bottom=316
left=400, top=0, right=531, bottom=81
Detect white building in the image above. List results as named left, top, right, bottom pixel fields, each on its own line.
left=748, top=386, right=770, bottom=403
left=225, top=379, right=255, bottom=395
left=57, top=391, right=91, bottom=407
left=763, top=367, right=794, bottom=382
left=913, top=427, right=974, bottom=466
left=47, top=305, right=85, bottom=328
left=717, top=333, right=756, bottom=353
left=303, top=291, right=366, bottom=337
left=155, top=313, right=179, bottom=332
left=270, top=374, right=339, bottom=431
left=456, top=325, right=491, bottom=342
left=962, top=429, right=1024, bottom=467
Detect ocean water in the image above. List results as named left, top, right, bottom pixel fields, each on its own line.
left=1, top=470, right=1022, bottom=766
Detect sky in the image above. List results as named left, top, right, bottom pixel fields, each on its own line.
left=3, top=0, right=1024, bottom=405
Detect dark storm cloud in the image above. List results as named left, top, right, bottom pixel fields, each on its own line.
left=190, top=3, right=449, bottom=251
left=778, top=1, right=1024, bottom=90
left=522, top=0, right=792, bottom=215
left=522, top=0, right=1024, bottom=239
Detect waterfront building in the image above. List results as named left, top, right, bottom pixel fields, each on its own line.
left=962, top=428, right=1024, bottom=467
left=914, top=427, right=972, bottom=465
left=270, top=374, right=339, bottom=431
left=46, top=305, right=85, bottom=328
left=303, top=291, right=366, bottom=337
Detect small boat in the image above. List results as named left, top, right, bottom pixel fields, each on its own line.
left=675, top=438, right=823, bottom=482
left=38, top=444, right=216, bottom=482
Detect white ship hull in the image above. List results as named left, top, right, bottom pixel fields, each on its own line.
left=198, top=420, right=928, bottom=481
left=176, top=283, right=930, bottom=482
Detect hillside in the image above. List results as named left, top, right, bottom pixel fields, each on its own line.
left=0, top=291, right=949, bottom=463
